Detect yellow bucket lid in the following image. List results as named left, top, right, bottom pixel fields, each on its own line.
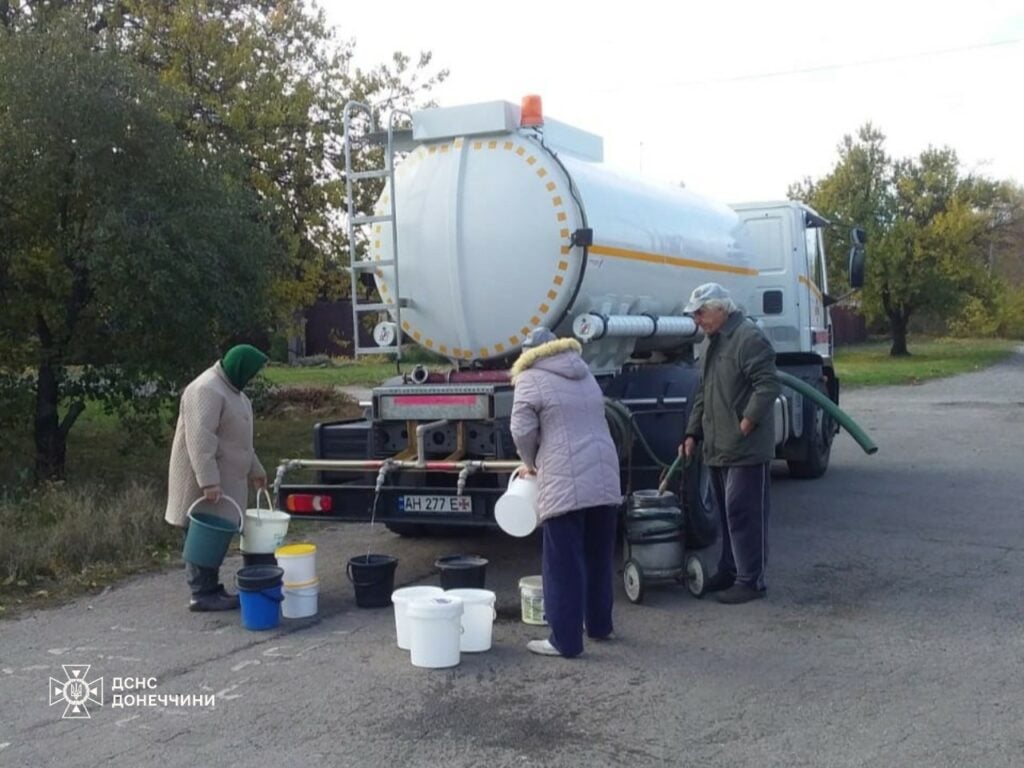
left=275, top=543, right=316, bottom=557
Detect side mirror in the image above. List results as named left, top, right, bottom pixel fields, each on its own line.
left=848, top=227, right=867, bottom=288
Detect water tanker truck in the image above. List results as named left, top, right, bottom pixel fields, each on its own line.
left=273, top=97, right=867, bottom=550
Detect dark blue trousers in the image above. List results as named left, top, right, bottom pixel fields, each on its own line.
left=709, top=463, right=771, bottom=591
left=541, top=504, right=618, bottom=657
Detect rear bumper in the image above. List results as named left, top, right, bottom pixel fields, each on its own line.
left=277, top=481, right=504, bottom=528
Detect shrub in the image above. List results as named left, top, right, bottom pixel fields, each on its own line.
left=0, top=481, right=180, bottom=587
left=251, top=383, right=354, bottom=418
left=948, top=296, right=1001, bottom=337
left=995, top=286, right=1024, bottom=339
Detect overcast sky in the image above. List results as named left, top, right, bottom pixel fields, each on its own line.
left=322, top=0, right=1023, bottom=204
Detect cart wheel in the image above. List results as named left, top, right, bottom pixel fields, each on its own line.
left=685, top=553, right=707, bottom=598
left=623, top=559, right=645, bottom=604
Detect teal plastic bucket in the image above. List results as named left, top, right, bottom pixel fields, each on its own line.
left=236, top=566, right=284, bottom=631
left=182, top=497, right=243, bottom=568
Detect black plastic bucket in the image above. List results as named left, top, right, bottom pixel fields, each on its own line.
left=346, top=554, right=398, bottom=608
left=242, top=551, right=278, bottom=568
left=236, top=565, right=285, bottom=590
left=435, top=555, right=488, bottom=590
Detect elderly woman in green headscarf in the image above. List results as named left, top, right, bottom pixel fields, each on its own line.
left=165, top=344, right=269, bottom=612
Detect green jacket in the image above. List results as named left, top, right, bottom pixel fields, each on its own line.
left=685, top=311, right=780, bottom=466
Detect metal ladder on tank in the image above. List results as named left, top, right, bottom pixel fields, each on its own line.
left=342, top=102, right=411, bottom=359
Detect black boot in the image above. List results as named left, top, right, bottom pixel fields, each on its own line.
left=189, top=592, right=240, bottom=612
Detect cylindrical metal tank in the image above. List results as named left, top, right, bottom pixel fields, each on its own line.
left=370, top=130, right=757, bottom=365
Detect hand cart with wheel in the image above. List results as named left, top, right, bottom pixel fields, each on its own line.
left=621, top=456, right=709, bottom=604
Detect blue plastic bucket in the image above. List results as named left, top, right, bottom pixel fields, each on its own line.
left=236, top=565, right=284, bottom=631
left=182, top=497, right=243, bottom=568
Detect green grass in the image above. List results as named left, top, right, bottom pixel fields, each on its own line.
left=834, top=337, right=1019, bottom=388
left=262, top=361, right=400, bottom=387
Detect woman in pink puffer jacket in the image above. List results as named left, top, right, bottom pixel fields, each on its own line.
left=510, top=327, right=623, bottom=657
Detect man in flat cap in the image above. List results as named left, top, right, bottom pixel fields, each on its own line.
left=680, top=283, right=779, bottom=603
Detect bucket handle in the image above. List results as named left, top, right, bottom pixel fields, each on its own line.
left=346, top=561, right=392, bottom=588
left=257, top=588, right=285, bottom=603
left=253, top=487, right=274, bottom=522
left=186, top=494, right=244, bottom=533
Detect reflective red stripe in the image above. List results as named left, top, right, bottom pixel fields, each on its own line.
left=393, top=395, right=479, bottom=406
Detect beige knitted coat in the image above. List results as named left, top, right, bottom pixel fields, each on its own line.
left=164, top=363, right=265, bottom=528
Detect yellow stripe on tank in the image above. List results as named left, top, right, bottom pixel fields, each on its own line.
left=589, top=244, right=759, bottom=276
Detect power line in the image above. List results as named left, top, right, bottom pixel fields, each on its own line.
left=616, top=37, right=1024, bottom=91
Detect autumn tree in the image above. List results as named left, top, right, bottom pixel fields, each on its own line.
left=97, top=0, right=447, bottom=323
left=791, top=126, right=1006, bottom=355
left=0, top=16, right=279, bottom=478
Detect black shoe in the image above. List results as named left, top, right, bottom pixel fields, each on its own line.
left=703, top=572, right=736, bottom=594
left=189, top=591, right=240, bottom=612
left=715, top=584, right=766, bottom=605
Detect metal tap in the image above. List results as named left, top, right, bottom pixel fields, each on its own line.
left=456, top=462, right=479, bottom=497
left=375, top=459, right=396, bottom=494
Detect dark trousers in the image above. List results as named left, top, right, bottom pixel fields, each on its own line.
left=182, top=531, right=223, bottom=596
left=709, top=463, right=771, bottom=591
left=541, top=504, right=618, bottom=658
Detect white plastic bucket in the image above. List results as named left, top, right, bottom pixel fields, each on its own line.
left=275, top=543, right=317, bottom=585
left=445, top=589, right=496, bottom=652
left=495, top=474, right=539, bottom=537
left=391, top=586, right=445, bottom=649
left=519, top=575, right=546, bottom=626
left=240, top=489, right=291, bottom=554
left=282, top=579, right=319, bottom=619
left=407, top=596, right=464, bottom=669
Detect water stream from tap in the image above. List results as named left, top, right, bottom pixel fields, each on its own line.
left=368, top=489, right=380, bottom=561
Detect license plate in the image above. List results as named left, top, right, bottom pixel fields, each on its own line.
left=399, top=495, right=472, bottom=514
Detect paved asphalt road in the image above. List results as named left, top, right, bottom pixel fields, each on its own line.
left=2, top=349, right=1022, bottom=768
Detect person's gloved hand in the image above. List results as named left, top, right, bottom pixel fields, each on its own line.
left=203, top=485, right=222, bottom=502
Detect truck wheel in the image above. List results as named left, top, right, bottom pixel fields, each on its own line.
left=787, top=393, right=833, bottom=479
left=682, top=453, right=718, bottom=550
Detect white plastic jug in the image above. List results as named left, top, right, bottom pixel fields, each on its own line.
left=407, top=596, right=464, bottom=669
left=445, top=589, right=496, bottom=652
left=391, top=586, right=445, bottom=650
left=240, top=489, right=291, bottom=554
left=495, top=473, right=539, bottom=537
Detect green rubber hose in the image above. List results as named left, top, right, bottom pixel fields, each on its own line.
left=776, top=370, right=878, bottom=455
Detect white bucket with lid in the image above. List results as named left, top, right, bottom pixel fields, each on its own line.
left=275, top=543, right=317, bottom=585
left=282, top=579, right=319, bottom=619
left=240, top=488, right=291, bottom=554
left=519, top=575, right=546, bottom=626
left=445, top=589, right=496, bottom=652
left=495, top=474, right=539, bottom=537
left=407, top=596, right=464, bottom=669
left=391, top=586, right=445, bottom=649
